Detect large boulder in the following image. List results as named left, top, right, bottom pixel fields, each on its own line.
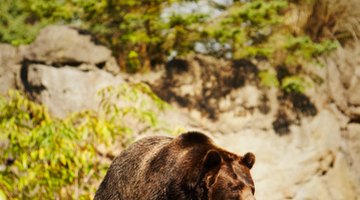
left=0, top=44, right=24, bottom=94
left=24, top=25, right=112, bottom=65
left=1, top=25, right=124, bottom=116
left=0, top=43, right=23, bottom=66
left=25, top=64, right=123, bottom=118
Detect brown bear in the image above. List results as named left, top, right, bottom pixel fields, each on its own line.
left=94, top=131, right=256, bottom=200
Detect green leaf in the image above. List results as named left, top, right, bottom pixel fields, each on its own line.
left=281, top=76, right=307, bottom=93
left=259, top=70, right=279, bottom=88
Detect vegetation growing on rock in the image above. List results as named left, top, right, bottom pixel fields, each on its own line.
left=0, top=0, right=343, bottom=84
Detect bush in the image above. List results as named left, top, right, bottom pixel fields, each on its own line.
left=0, top=0, right=45, bottom=45
left=0, top=83, right=167, bottom=199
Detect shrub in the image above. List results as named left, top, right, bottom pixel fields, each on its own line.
left=0, top=83, right=167, bottom=199
left=0, top=0, right=45, bottom=45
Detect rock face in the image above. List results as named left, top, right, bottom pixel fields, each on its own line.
left=24, top=25, right=112, bottom=65
left=343, top=123, right=360, bottom=186
left=152, top=54, right=317, bottom=136
left=0, top=44, right=23, bottom=94
left=211, top=109, right=360, bottom=200
left=0, top=43, right=23, bottom=66
left=24, top=64, right=123, bottom=118
left=0, top=25, right=122, bottom=117
left=326, top=43, right=360, bottom=119
left=152, top=54, right=261, bottom=120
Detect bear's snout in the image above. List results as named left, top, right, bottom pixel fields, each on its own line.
left=241, top=186, right=256, bottom=200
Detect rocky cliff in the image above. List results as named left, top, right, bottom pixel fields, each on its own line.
left=0, top=25, right=359, bottom=199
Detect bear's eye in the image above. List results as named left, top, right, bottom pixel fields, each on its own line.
left=230, top=183, right=244, bottom=192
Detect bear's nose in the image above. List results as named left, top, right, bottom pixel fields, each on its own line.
left=240, top=187, right=256, bottom=200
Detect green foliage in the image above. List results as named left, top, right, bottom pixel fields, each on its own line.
left=164, top=12, right=209, bottom=56
left=204, top=1, right=339, bottom=63
left=282, top=35, right=339, bottom=66
left=0, top=0, right=44, bottom=45
left=73, top=0, right=170, bottom=72
left=281, top=76, right=309, bottom=93
left=97, top=83, right=168, bottom=133
left=0, top=0, right=79, bottom=46
left=0, top=83, right=167, bottom=199
left=259, top=70, right=279, bottom=88
left=204, top=0, right=288, bottom=58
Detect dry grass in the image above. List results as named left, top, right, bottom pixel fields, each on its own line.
left=286, top=0, right=360, bottom=44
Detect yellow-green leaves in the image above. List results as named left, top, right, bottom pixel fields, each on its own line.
left=281, top=76, right=309, bottom=93
left=0, top=84, right=167, bottom=199
left=0, top=189, right=6, bottom=200
left=259, top=70, right=279, bottom=88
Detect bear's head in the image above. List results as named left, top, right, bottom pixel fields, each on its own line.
left=202, top=150, right=256, bottom=200
left=176, top=132, right=256, bottom=200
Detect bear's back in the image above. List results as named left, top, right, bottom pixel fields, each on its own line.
left=94, top=136, right=173, bottom=200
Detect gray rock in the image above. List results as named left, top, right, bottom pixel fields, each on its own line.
left=326, top=43, right=360, bottom=118
left=0, top=64, right=22, bottom=94
left=0, top=43, right=23, bottom=66
left=347, top=77, right=360, bottom=106
left=343, top=123, right=360, bottom=187
left=104, top=57, right=121, bottom=75
left=231, top=85, right=261, bottom=109
left=24, top=25, right=112, bottom=65
left=327, top=58, right=349, bottom=114
left=25, top=64, right=124, bottom=118
left=0, top=44, right=23, bottom=94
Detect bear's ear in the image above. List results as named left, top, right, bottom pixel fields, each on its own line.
left=242, top=152, right=255, bottom=169
left=203, top=150, right=222, bottom=170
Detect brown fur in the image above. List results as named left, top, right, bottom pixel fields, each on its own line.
left=94, top=131, right=256, bottom=200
